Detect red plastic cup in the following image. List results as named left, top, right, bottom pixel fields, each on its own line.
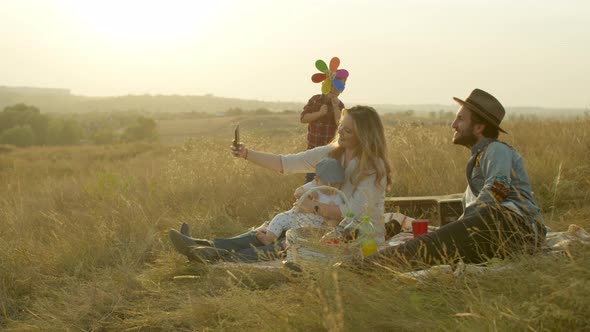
left=412, top=220, right=429, bottom=238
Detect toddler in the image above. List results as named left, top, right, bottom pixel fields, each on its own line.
left=256, top=157, right=345, bottom=245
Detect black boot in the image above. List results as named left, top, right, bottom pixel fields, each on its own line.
left=170, top=228, right=213, bottom=247
left=169, top=229, right=192, bottom=255
left=180, top=222, right=190, bottom=236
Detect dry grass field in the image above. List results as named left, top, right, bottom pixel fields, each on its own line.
left=1, top=112, right=589, bottom=331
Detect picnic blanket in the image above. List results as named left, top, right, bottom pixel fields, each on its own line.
left=177, top=224, right=590, bottom=279
left=398, top=223, right=590, bottom=281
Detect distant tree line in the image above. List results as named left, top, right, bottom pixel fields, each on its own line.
left=0, top=103, right=158, bottom=147
left=429, top=110, right=455, bottom=120
left=224, top=107, right=297, bottom=116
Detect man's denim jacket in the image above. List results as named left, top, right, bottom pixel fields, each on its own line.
left=463, top=138, right=544, bottom=232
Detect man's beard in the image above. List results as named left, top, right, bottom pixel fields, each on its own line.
left=453, top=127, right=478, bottom=147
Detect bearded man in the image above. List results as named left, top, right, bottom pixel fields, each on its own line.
left=367, top=89, right=546, bottom=268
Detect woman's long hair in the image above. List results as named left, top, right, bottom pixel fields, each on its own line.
left=329, top=105, right=392, bottom=191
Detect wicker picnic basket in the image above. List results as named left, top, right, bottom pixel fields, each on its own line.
left=285, top=186, right=362, bottom=266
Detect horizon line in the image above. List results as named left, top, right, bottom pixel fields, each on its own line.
left=1, top=85, right=587, bottom=110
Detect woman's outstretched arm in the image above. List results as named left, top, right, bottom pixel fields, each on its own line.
left=232, top=144, right=283, bottom=173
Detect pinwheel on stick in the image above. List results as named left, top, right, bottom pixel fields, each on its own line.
left=311, top=57, right=349, bottom=95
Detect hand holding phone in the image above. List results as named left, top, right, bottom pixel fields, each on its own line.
left=231, top=124, right=247, bottom=158
left=232, top=124, right=240, bottom=148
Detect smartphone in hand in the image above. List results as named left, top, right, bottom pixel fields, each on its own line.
left=232, top=124, right=240, bottom=148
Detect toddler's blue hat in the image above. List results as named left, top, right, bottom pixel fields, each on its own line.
left=315, top=157, right=345, bottom=184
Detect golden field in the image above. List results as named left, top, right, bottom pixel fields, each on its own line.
left=1, top=112, right=589, bottom=331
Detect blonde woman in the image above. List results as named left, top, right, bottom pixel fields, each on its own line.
left=170, top=105, right=392, bottom=263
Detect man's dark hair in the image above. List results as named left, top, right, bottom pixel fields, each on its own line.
left=470, top=111, right=500, bottom=139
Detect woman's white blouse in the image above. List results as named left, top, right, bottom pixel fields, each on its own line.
left=281, top=145, right=387, bottom=244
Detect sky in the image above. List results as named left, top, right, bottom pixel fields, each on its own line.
left=1, top=0, right=589, bottom=108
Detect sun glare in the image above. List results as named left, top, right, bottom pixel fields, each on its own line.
left=62, top=0, right=225, bottom=46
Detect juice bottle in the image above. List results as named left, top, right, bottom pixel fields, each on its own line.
left=339, top=211, right=356, bottom=229
left=339, top=212, right=359, bottom=242
left=358, top=215, right=377, bottom=257
left=322, top=212, right=355, bottom=244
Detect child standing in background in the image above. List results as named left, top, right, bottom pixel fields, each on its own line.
left=300, top=57, right=348, bottom=183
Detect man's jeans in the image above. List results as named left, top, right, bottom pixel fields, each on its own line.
left=368, top=205, right=541, bottom=268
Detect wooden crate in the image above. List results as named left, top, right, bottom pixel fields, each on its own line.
left=385, top=194, right=464, bottom=227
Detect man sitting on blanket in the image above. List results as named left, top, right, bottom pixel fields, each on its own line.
left=366, top=89, right=547, bottom=268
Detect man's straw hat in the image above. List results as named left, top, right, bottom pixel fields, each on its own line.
left=453, top=88, right=507, bottom=134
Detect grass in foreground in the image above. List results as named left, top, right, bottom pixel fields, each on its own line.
left=0, top=116, right=589, bottom=331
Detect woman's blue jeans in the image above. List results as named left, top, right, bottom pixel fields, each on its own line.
left=211, top=230, right=285, bottom=263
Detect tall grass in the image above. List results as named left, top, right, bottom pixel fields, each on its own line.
left=0, top=115, right=588, bottom=330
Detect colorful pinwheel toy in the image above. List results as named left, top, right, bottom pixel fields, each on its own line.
left=311, top=57, right=349, bottom=95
